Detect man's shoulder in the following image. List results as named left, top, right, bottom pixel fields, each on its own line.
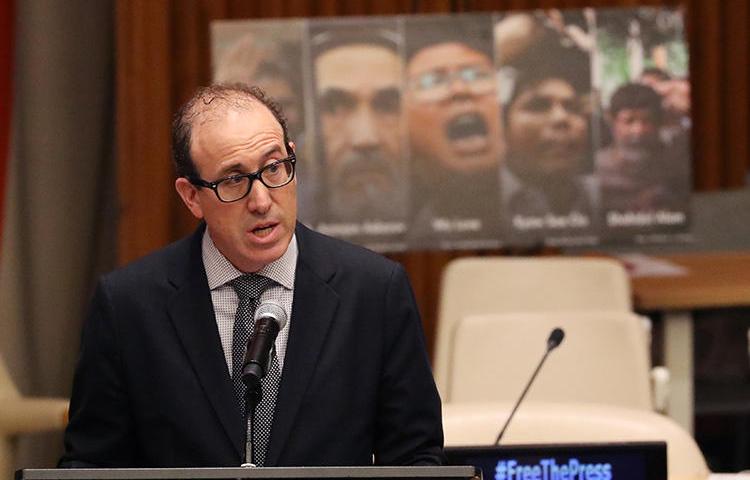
left=296, top=222, right=401, bottom=276
left=100, top=229, right=199, bottom=290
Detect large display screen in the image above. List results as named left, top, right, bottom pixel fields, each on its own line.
left=211, top=7, right=691, bottom=252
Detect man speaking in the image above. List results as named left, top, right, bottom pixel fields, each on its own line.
left=60, top=84, right=444, bottom=467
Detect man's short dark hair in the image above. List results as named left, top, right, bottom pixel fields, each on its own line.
left=310, top=21, right=400, bottom=60
left=172, top=83, right=290, bottom=179
left=505, top=36, right=590, bottom=109
left=405, top=14, right=493, bottom=62
left=609, top=82, right=663, bottom=120
left=501, top=36, right=590, bottom=129
left=641, top=67, right=672, bottom=82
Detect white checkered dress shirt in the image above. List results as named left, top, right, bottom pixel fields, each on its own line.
left=201, top=229, right=297, bottom=374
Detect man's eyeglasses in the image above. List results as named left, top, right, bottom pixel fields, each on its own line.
left=188, top=154, right=296, bottom=203
left=409, top=65, right=495, bottom=103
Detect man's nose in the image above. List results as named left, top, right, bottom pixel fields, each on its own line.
left=349, top=104, right=379, bottom=149
left=447, top=75, right=472, bottom=99
left=628, top=121, right=648, bottom=137
left=549, top=102, right=572, bottom=127
left=246, top=180, right=272, bottom=214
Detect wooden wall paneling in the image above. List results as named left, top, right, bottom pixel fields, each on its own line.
left=411, top=0, right=454, bottom=14
left=171, top=0, right=211, bottom=99
left=689, top=0, right=723, bottom=190
left=258, top=1, right=286, bottom=18
left=747, top=0, right=750, bottom=178
left=169, top=1, right=215, bottom=240
left=311, top=0, right=338, bottom=17
left=466, top=1, right=502, bottom=11
left=386, top=0, right=422, bottom=15
left=202, top=0, right=230, bottom=20
left=498, top=1, right=530, bottom=11
left=116, top=0, right=174, bottom=265
left=283, top=0, right=316, bottom=17
left=227, top=1, right=269, bottom=18
left=722, top=0, right=749, bottom=187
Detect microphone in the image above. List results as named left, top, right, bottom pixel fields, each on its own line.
left=242, top=300, right=288, bottom=391
left=494, top=327, right=565, bottom=445
left=547, top=327, right=565, bottom=351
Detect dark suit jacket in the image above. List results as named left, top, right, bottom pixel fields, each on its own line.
left=61, top=223, right=443, bottom=467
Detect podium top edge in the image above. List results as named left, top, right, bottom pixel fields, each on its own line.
left=17, top=466, right=479, bottom=480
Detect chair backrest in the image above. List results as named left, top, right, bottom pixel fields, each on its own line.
left=446, top=311, right=652, bottom=409
left=443, top=402, right=710, bottom=480
left=0, top=354, right=19, bottom=399
left=0, top=353, right=69, bottom=479
left=0, top=354, right=20, bottom=480
left=434, top=257, right=631, bottom=398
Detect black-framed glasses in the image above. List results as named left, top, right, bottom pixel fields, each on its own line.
left=188, top=154, right=296, bottom=203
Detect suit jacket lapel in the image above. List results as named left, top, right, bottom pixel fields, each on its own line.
left=166, top=226, right=244, bottom=459
left=265, top=224, right=340, bottom=465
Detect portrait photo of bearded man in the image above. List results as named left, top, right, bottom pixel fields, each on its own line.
left=310, top=21, right=409, bottom=249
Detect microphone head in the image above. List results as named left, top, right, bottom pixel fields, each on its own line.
left=547, top=327, right=565, bottom=351
left=254, top=300, right=288, bottom=330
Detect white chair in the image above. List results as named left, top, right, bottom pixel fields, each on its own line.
left=443, top=402, right=710, bottom=480
left=434, top=256, right=632, bottom=401
left=435, top=257, right=670, bottom=410
left=0, top=354, right=69, bottom=477
left=447, top=311, right=654, bottom=410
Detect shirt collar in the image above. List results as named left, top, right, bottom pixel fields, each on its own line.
left=202, top=228, right=297, bottom=291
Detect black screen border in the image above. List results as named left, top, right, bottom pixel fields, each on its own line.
left=445, top=442, right=667, bottom=480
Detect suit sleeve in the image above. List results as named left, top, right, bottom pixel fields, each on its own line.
left=60, top=279, right=137, bottom=467
left=374, top=263, right=445, bottom=466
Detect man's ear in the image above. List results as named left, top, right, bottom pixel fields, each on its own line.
left=175, top=177, right=205, bottom=219
left=287, top=141, right=296, bottom=155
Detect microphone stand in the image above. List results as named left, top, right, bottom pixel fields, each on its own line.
left=494, top=327, right=564, bottom=445
left=241, top=384, right=262, bottom=467
left=494, top=347, right=552, bottom=445
left=238, top=302, right=287, bottom=466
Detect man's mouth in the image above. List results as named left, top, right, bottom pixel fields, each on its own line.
left=446, top=113, right=488, bottom=139
left=338, top=152, right=394, bottom=196
left=543, top=142, right=577, bottom=157
left=445, top=113, right=490, bottom=154
left=251, top=223, right=276, bottom=238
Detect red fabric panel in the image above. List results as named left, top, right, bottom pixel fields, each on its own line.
left=0, top=0, right=13, bottom=248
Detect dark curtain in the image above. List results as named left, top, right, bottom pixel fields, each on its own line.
left=0, top=0, right=115, bottom=470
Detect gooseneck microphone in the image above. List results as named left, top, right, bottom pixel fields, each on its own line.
left=242, top=300, right=288, bottom=392
left=494, top=327, right=565, bottom=445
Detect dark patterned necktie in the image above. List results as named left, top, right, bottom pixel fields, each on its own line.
left=230, top=274, right=281, bottom=466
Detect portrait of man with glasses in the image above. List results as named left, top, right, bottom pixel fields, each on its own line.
left=405, top=15, right=504, bottom=249
left=61, top=83, right=444, bottom=468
